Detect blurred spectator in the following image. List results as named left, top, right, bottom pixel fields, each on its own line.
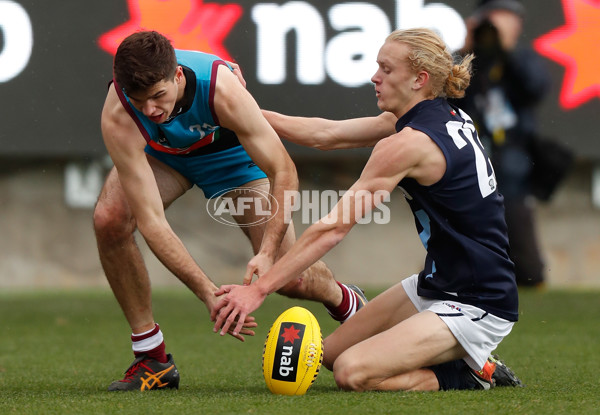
left=455, top=0, right=551, bottom=287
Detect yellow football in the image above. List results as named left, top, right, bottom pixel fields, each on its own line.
left=262, top=306, right=323, bottom=395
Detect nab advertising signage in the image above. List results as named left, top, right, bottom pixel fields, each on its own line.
left=1, top=0, right=599, bottom=158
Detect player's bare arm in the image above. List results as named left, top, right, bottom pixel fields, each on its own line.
left=212, top=127, right=444, bottom=336
left=213, top=65, right=299, bottom=275
left=262, top=110, right=398, bottom=150
left=101, top=85, right=256, bottom=340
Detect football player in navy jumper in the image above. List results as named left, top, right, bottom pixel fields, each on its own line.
left=213, top=28, right=522, bottom=391
left=95, top=31, right=367, bottom=391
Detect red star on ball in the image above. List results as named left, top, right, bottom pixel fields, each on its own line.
left=280, top=325, right=301, bottom=343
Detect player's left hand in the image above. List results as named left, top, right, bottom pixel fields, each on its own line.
left=227, top=61, right=247, bottom=88
left=212, top=284, right=268, bottom=338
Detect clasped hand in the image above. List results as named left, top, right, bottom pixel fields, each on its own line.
left=206, top=289, right=257, bottom=342
left=211, top=283, right=267, bottom=338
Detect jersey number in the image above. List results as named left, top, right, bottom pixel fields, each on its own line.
left=446, top=110, right=496, bottom=198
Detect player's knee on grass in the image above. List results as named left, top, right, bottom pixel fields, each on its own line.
left=332, top=354, right=371, bottom=391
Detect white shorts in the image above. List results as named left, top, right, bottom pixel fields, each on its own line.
left=402, top=274, right=514, bottom=371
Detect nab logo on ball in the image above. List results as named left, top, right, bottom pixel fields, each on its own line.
left=262, top=307, right=323, bottom=395
left=272, top=322, right=305, bottom=382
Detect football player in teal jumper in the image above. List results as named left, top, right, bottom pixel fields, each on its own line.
left=95, top=31, right=366, bottom=391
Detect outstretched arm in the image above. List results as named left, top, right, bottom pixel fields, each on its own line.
left=262, top=110, right=397, bottom=150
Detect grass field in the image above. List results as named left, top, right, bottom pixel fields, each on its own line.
left=0, top=287, right=598, bottom=415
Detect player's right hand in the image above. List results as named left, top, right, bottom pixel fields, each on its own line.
left=212, top=284, right=268, bottom=339
left=206, top=291, right=257, bottom=341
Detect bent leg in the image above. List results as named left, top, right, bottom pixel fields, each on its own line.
left=325, top=282, right=466, bottom=391
left=93, top=156, right=191, bottom=333
left=323, top=281, right=419, bottom=369
left=333, top=311, right=465, bottom=391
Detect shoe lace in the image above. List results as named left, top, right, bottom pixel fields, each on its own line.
left=121, top=358, right=151, bottom=383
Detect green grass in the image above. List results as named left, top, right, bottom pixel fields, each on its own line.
left=0, top=287, right=599, bottom=415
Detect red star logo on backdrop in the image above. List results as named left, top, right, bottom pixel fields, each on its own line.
left=280, top=325, right=301, bottom=344
left=533, top=0, right=600, bottom=109
left=98, top=0, right=242, bottom=61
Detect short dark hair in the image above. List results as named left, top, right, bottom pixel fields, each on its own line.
left=113, top=31, right=178, bottom=94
